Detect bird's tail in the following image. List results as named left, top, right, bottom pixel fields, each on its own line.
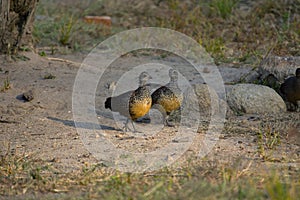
left=104, top=97, right=112, bottom=110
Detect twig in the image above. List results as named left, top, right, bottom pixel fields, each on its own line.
left=143, top=181, right=164, bottom=197
left=46, top=57, right=82, bottom=66
left=236, top=161, right=253, bottom=178
left=0, top=119, right=18, bottom=124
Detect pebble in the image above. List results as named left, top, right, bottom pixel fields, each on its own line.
left=23, top=90, right=35, bottom=102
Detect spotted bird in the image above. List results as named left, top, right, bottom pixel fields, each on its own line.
left=105, top=72, right=152, bottom=132
left=151, top=69, right=183, bottom=126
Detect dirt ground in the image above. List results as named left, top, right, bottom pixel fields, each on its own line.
left=0, top=52, right=299, bottom=177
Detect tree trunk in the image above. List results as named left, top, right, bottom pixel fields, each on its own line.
left=0, top=0, right=38, bottom=55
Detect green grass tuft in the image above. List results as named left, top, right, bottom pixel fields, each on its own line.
left=210, top=0, right=239, bottom=19
left=1, top=77, right=11, bottom=92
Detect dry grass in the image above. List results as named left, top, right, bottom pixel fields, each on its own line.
left=1, top=142, right=299, bottom=199
left=33, top=0, right=299, bottom=65
left=0, top=77, right=11, bottom=92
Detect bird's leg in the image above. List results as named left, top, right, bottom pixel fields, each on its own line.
left=162, top=112, right=176, bottom=127
left=122, top=118, right=131, bottom=133
left=164, top=115, right=175, bottom=127
left=296, top=101, right=300, bottom=112
left=165, top=113, right=176, bottom=127
left=130, top=120, right=140, bottom=133
left=289, top=102, right=297, bottom=111
left=123, top=118, right=141, bottom=133
left=166, top=108, right=182, bottom=127
left=160, top=109, right=172, bottom=127
left=153, top=104, right=168, bottom=126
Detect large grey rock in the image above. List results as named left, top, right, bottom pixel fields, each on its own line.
left=227, top=84, right=286, bottom=114
left=218, top=65, right=259, bottom=84
left=258, top=56, right=300, bottom=87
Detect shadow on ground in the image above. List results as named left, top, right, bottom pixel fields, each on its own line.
left=47, top=116, right=118, bottom=131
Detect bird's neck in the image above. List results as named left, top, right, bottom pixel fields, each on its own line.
left=169, top=79, right=178, bottom=87
left=139, top=80, right=147, bottom=86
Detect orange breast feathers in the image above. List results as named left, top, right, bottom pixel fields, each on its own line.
left=157, top=96, right=181, bottom=113
left=129, top=99, right=152, bottom=120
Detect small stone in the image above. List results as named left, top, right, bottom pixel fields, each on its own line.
left=172, top=137, right=190, bottom=143
left=202, top=67, right=210, bottom=73
left=44, top=73, right=56, bottom=79
left=23, top=90, right=34, bottom=102
left=83, top=16, right=112, bottom=27
left=106, top=81, right=116, bottom=91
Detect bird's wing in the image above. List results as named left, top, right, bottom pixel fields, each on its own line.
left=110, top=90, right=133, bottom=118
left=280, top=77, right=295, bottom=94
left=165, top=83, right=183, bottom=101
left=151, top=86, right=166, bottom=104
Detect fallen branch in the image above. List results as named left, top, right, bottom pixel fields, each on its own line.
left=47, top=57, right=82, bottom=66
left=0, top=119, right=18, bottom=124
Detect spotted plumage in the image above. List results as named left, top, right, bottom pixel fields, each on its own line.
left=280, top=68, right=300, bottom=111
left=151, top=69, right=183, bottom=126
left=105, top=72, right=152, bottom=132
left=129, top=86, right=152, bottom=120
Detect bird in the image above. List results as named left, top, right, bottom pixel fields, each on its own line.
left=151, top=69, right=183, bottom=126
left=280, top=68, right=300, bottom=111
left=105, top=71, right=152, bottom=132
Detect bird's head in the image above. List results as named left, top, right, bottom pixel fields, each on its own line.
left=139, top=71, right=152, bottom=86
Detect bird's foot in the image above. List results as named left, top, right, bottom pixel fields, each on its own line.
left=165, top=120, right=176, bottom=127
left=132, top=129, right=143, bottom=133
left=122, top=126, right=142, bottom=133
left=122, top=120, right=143, bottom=133
left=122, top=120, right=132, bottom=133
left=122, top=126, right=136, bottom=133
left=122, top=126, right=130, bottom=133
left=296, top=101, right=300, bottom=112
